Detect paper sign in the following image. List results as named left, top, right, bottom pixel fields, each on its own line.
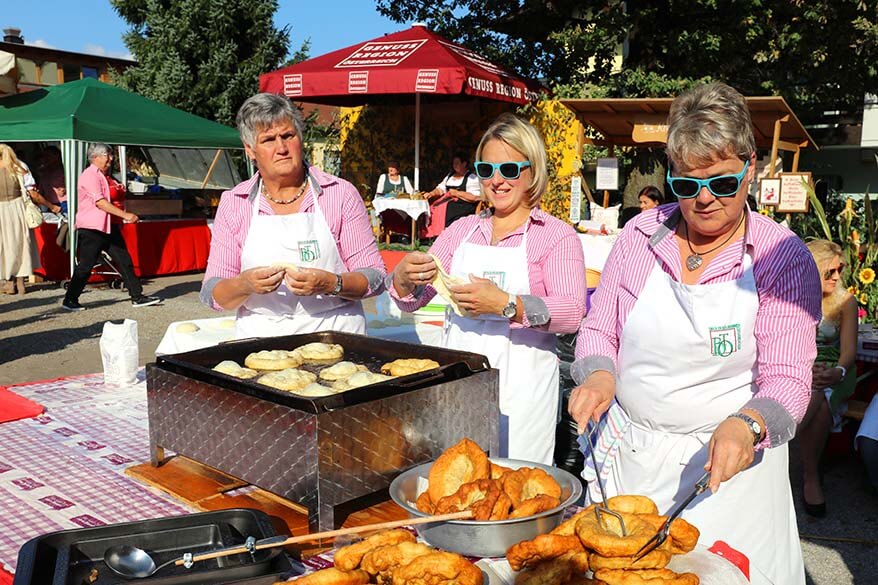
left=758, top=178, right=780, bottom=206
left=596, top=158, right=618, bottom=190
left=569, top=176, right=582, bottom=223
left=777, top=172, right=812, bottom=213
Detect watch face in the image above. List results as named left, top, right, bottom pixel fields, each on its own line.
left=502, top=304, right=516, bottom=318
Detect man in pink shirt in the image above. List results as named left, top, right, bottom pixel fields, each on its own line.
left=61, top=143, right=160, bottom=311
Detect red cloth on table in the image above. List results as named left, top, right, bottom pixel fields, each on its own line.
left=0, top=567, right=12, bottom=585
left=0, top=386, right=44, bottom=423
left=421, top=198, right=448, bottom=239
left=106, top=175, right=126, bottom=224
left=34, top=219, right=211, bottom=281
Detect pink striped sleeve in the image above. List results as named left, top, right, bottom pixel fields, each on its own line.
left=201, top=190, right=248, bottom=310
left=335, top=181, right=386, bottom=294
left=524, top=223, right=586, bottom=333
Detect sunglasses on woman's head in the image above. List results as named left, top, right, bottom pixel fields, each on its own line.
left=474, top=161, right=531, bottom=180
left=666, top=159, right=750, bottom=198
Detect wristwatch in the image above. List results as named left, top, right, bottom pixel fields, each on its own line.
left=501, top=294, right=517, bottom=319
left=728, top=412, right=763, bottom=445
left=328, top=273, right=343, bottom=296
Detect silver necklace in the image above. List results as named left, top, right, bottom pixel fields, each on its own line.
left=683, top=212, right=745, bottom=271
left=261, top=180, right=307, bottom=205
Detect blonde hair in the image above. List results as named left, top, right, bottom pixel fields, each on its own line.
left=806, top=239, right=851, bottom=323
left=0, top=143, right=27, bottom=176
left=475, top=113, right=548, bottom=208
left=666, top=82, right=755, bottom=170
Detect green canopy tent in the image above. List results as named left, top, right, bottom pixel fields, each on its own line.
left=0, top=78, right=243, bottom=274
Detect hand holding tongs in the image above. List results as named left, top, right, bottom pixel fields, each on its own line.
left=581, top=421, right=627, bottom=537
left=633, top=471, right=711, bottom=561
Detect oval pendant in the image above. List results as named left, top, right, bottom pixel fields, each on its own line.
left=686, top=254, right=703, bottom=271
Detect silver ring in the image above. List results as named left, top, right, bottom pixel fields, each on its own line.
left=418, top=272, right=425, bottom=281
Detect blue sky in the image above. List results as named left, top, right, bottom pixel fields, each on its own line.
left=4, top=1, right=405, bottom=61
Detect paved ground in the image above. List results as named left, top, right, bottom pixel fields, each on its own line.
left=1, top=272, right=876, bottom=583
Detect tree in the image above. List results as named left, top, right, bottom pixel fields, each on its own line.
left=111, top=0, right=298, bottom=125
left=376, top=0, right=878, bottom=120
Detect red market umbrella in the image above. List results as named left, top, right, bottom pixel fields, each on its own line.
left=260, top=23, right=542, bottom=189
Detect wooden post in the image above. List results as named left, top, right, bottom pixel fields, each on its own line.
left=768, top=116, right=786, bottom=179
left=791, top=147, right=801, bottom=172
left=603, top=145, right=615, bottom=207
left=201, top=149, right=223, bottom=190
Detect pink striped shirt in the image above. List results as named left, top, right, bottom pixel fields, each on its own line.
left=574, top=204, right=821, bottom=445
left=201, top=166, right=386, bottom=309
left=390, top=208, right=586, bottom=333
left=75, top=164, right=111, bottom=233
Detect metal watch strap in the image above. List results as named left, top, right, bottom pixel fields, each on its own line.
left=329, top=273, right=343, bottom=295
left=502, top=294, right=517, bottom=318
left=728, top=412, right=762, bottom=445
left=835, top=365, right=847, bottom=379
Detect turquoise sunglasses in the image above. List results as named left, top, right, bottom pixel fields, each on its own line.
left=667, top=159, right=750, bottom=198
left=474, top=161, right=531, bottom=180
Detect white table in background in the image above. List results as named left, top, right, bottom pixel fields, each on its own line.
left=373, top=197, right=430, bottom=248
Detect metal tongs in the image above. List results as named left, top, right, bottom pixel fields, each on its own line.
left=581, top=421, right=627, bottom=537
left=633, top=471, right=711, bottom=561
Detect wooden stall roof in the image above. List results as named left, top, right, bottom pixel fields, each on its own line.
left=561, top=96, right=817, bottom=150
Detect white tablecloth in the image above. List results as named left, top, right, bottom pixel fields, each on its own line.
left=154, top=316, right=237, bottom=355
left=373, top=197, right=430, bottom=221
left=578, top=232, right=619, bottom=273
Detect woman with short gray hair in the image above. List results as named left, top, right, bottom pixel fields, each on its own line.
left=568, top=82, right=818, bottom=583
left=202, top=93, right=385, bottom=338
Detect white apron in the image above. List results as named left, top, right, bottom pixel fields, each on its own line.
left=442, top=221, right=559, bottom=464
left=591, top=253, right=803, bottom=585
left=236, top=178, right=366, bottom=339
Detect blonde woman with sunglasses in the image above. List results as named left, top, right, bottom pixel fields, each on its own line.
left=389, top=113, right=586, bottom=464
left=798, top=239, right=858, bottom=517
left=568, top=82, right=821, bottom=584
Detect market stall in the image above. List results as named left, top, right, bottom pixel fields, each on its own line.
left=0, top=78, right=243, bottom=278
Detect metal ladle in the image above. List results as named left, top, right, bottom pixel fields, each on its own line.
left=103, top=535, right=285, bottom=579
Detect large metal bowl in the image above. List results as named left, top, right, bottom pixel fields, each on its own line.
left=389, top=458, right=582, bottom=558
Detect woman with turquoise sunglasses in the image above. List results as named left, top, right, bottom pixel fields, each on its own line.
left=388, top=113, right=586, bottom=465
left=568, top=82, right=820, bottom=585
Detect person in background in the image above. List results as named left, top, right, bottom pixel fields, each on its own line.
left=389, top=114, right=586, bottom=464
left=61, top=143, right=161, bottom=311
left=637, top=185, right=664, bottom=211
left=36, top=145, right=67, bottom=214
left=374, top=161, right=413, bottom=197
left=796, top=239, right=858, bottom=517
left=568, top=82, right=820, bottom=584
left=201, top=93, right=385, bottom=338
left=423, top=151, right=482, bottom=237
left=0, top=144, right=42, bottom=295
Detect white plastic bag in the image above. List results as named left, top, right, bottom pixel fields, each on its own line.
left=100, top=319, right=139, bottom=384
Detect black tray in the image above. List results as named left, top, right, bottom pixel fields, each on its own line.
left=13, top=508, right=301, bottom=585
left=155, top=330, right=491, bottom=414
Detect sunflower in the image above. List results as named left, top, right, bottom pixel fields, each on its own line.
left=848, top=286, right=860, bottom=296
left=758, top=208, right=771, bottom=216
left=860, top=293, right=869, bottom=305
left=860, top=268, right=876, bottom=285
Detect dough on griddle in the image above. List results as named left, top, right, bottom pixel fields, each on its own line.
left=294, top=342, right=344, bottom=365
left=318, top=360, right=369, bottom=381
left=290, top=382, right=337, bottom=397
left=331, top=371, right=393, bottom=391
left=429, top=254, right=467, bottom=316
left=212, top=360, right=258, bottom=379
left=257, top=368, right=317, bottom=392
left=244, top=349, right=303, bottom=370
left=380, top=358, right=439, bottom=377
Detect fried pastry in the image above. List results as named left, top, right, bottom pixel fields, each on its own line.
left=638, top=515, right=700, bottom=554
left=333, top=529, right=416, bottom=572
left=502, top=467, right=562, bottom=507
left=606, top=495, right=659, bottom=515
left=506, top=533, right=584, bottom=571
left=551, top=506, right=595, bottom=537
left=509, top=494, right=561, bottom=519
left=294, top=342, right=344, bottom=365
left=213, top=360, right=258, bottom=379
left=490, top=462, right=514, bottom=480
left=434, top=479, right=511, bottom=521
left=416, top=491, right=435, bottom=514
left=331, top=371, right=394, bottom=391
left=592, top=568, right=699, bottom=585
left=391, top=551, right=483, bottom=585
left=426, top=438, right=490, bottom=504
left=257, top=368, right=317, bottom=392
left=588, top=548, right=672, bottom=570
left=574, top=509, right=657, bottom=557
left=318, top=361, right=369, bottom=381
left=244, top=349, right=303, bottom=370
left=360, top=541, right=434, bottom=584
left=288, top=568, right=370, bottom=584
left=380, top=358, right=440, bottom=377
left=513, top=551, right=590, bottom=585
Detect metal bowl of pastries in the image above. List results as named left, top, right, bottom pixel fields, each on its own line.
left=389, top=457, right=582, bottom=557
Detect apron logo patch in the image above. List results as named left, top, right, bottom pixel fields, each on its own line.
left=482, top=271, right=506, bottom=288
left=709, top=324, right=741, bottom=357
left=298, top=240, right=320, bottom=262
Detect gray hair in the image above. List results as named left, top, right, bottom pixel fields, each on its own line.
left=475, top=113, right=549, bottom=208
left=87, top=142, right=113, bottom=162
left=666, top=82, right=755, bottom=170
left=236, top=93, right=305, bottom=148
